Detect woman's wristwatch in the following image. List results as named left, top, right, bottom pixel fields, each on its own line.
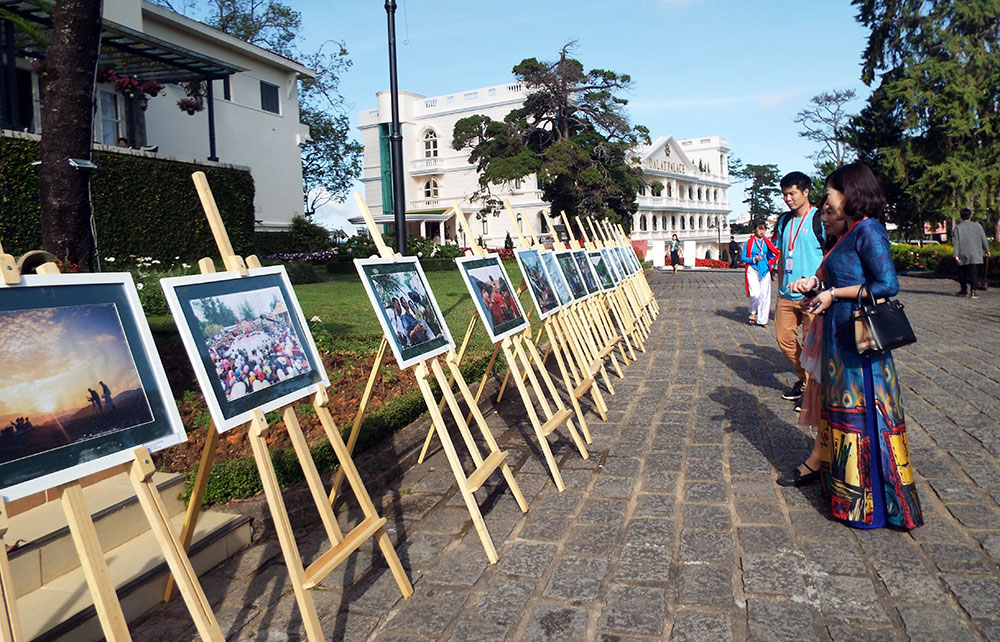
left=825, top=288, right=837, bottom=302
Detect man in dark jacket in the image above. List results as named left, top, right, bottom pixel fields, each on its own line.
left=953, top=208, right=990, bottom=299
left=728, top=235, right=740, bottom=267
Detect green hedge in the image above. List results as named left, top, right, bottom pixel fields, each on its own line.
left=0, top=136, right=255, bottom=261
left=891, top=243, right=1000, bottom=280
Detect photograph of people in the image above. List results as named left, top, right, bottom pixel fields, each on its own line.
left=457, top=255, right=529, bottom=342
left=514, top=249, right=560, bottom=317
left=541, top=251, right=574, bottom=306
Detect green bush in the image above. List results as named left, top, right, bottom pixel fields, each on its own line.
left=254, top=231, right=297, bottom=256
left=0, top=135, right=255, bottom=261
left=419, top=258, right=459, bottom=271
left=285, top=261, right=320, bottom=284
left=432, top=244, right=464, bottom=260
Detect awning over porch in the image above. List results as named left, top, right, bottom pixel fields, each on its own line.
left=347, top=207, right=455, bottom=227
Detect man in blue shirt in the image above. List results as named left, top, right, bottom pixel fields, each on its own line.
left=774, top=172, right=825, bottom=409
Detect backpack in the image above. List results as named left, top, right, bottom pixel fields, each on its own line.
left=775, top=208, right=824, bottom=248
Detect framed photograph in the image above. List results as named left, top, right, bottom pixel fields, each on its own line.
left=600, top=248, right=623, bottom=285
left=161, top=266, right=328, bottom=433
left=554, top=251, right=590, bottom=301
left=355, top=257, right=454, bottom=370
left=612, top=247, right=634, bottom=276
left=540, top=251, right=574, bottom=306
left=587, top=251, right=616, bottom=291
left=457, top=255, right=529, bottom=343
left=625, top=245, right=642, bottom=271
left=572, top=250, right=601, bottom=295
left=513, top=249, right=561, bottom=319
left=0, top=273, right=185, bottom=501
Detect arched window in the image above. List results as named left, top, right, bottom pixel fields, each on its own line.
left=697, top=187, right=703, bottom=201
left=482, top=217, right=489, bottom=236
left=423, top=178, right=438, bottom=198
left=666, top=183, right=672, bottom=197
left=698, top=215, right=704, bottom=229
left=661, top=215, right=667, bottom=231
left=516, top=213, right=523, bottom=233
left=638, top=185, right=646, bottom=196
left=713, top=189, right=718, bottom=202
left=639, top=215, right=647, bottom=232
left=705, top=249, right=714, bottom=260
left=652, top=216, right=657, bottom=231
left=671, top=215, right=677, bottom=229
left=680, top=216, right=686, bottom=230
left=688, top=186, right=693, bottom=200
left=423, top=130, right=438, bottom=158
left=689, top=215, right=695, bottom=230
left=539, top=211, right=550, bottom=233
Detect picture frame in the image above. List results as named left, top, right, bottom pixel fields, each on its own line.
left=601, top=248, right=623, bottom=285
left=612, top=247, right=634, bottom=276
left=554, top=251, right=591, bottom=301
left=587, top=250, right=616, bottom=291
left=572, top=249, right=602, bottom=295
left=0, top=272, right=185, bottom=501
left=456, top=254, right=530, bottom=343
left=540, top=251, right=574, bottom=306
left=355, top=256, right=455, bottom=370
left=513, top=249, right=561, bottom=320
left=161, top=266, right=329, bottom=433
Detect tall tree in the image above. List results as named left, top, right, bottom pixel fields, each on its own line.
left=39, top=0, right=104, bottom=270
left=794, top=89, right=858, bottom=168
left=852, top=0, right=1000, bottom=236
left=729, top=159, right=783, bottom=220
left=451, top=43, right=649, bottom=226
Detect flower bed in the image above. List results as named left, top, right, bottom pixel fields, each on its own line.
left=696, top=258, right=731, bottom=269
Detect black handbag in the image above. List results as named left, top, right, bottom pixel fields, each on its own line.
left=853, top=288, right=916, bottom=356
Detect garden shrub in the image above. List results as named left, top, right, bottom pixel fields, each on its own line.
left=284, top=261, right=320, bottom=284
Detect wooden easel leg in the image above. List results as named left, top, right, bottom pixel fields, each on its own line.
left=129, top=449, right=224, bottom=641
left=528, top=330, right=592, bottom=444
left=0, top=500, right=23, bottom=642
left=331, top=337, right=388, bottom=503
left=284, top=407, right=344, bottom=545
left=314, top=399, right=412, bottom=598
left=418, top=316, right=478, bottom=464
left=247, top=411, right=325, bottom=641
left=164, top=424, right=218, bottom=602
left=414, top=364, right=499, bottom=563
left=59, top=482, right=132, bottom=642
left=468, top=340, right=501, bottom=421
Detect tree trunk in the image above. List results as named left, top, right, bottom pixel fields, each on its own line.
left=39, top=0, right=103, bottom=271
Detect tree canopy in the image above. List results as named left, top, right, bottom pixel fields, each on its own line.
left=728, top=158, right=783, bottom=221
left=850, top=0, right=1000, bottom=234
left=451, top=44, right=649, bottom=226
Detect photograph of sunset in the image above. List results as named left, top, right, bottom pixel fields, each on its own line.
left=0, top=303, right=154, bottom=467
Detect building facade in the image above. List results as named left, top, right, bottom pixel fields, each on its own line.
left=356, top=83, right=732, bottom=262
left=1, top=0, right=312, bottom=230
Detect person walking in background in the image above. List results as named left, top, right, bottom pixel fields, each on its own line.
left=785, top=162, right=922, bottom=531
left=773, top=171, right=825, bottom=410
left=728, top=235, right=740, bottom=268
left=742, top=220, right=779, bottom=327
left=668, top=234, right=682, bottom=273
left=953, top=208, right=990, bottom=299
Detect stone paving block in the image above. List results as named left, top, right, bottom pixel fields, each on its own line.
left=343, top=569, right=410, bottom=615
left=614, top=542, right=673, bottom=582
left=592, top=475, right=637, bottom=500
left=516, top=511, right=572, bottom=542
left=728, top=455, right=774, bottom=476
left=678, top=564, right=733, bottom=606
left=798, top=536, right=867, bottom=576
left=902, top=512, right=959, bottom=543
left=558, top=467, right=597, bottom=489
left=322, top=611, right=382, bottom=642
left=497, top=540, right=558, bottom=578
left=543, top=556, right=608, bottom=600
left=929, top=478, right=989, bottom=503
left=923, top=542, right=996, bottom=573
left=383, top=586, right=469, bottom=638
left=597, top=583, right=667, bottom=636
left=421, top=507, right=473, bottom=535
left=127, top=615, right=194, bottom=642
left=816, top=574, right=889, bottom=622
left=532, top=490, right=584, bottom=515
left=682, top=504, right=732, bottom=531
left=737, top=525, right=794, bottom=554
left=448, top=619, right=511, bottom=642
left=523, top=603, right=589, bottom=642
left=964, top=463, right=1000, bottom=489
left=623, top=517, right=675, bottom=546
left=425, top=545, right=489, bottom=586
left=670, top=610, right=734, bottom=642
left=896, top=606, right=977, bottom=642
left=679, top=529, right=735, bottom=564
left=688, top=445, right=724, bottom=460
left=684, top=481, right=728, bottom=503
left=746, top=598, right=816, bottom=642
left=945, top=575, right=1000, bottom=620
left=684, top=457, right=725, bottom=480
left=732, top=476, right=778, bottom=501
left=779, top=483, right=826, bottom=510
left=472, top=577, right=536, bottom=624
left=741, top=552, right=806, bottom=597
left=642, top=469, right=680, bottom=493
left=735, top=501, right=785, bottom=525
left=979, top=532, right=1000, bottom=565
left=634, top=492, right=676, bottom=518
left=825, top=619, right=899, bottom=642
left=947, top=502, right=1000, bottom=530
left=578, top=498, right=629, bottom=525
left=564, top=522, right=623, bottom=557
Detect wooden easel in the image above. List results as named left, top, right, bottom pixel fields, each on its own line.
left=0, top=246, right=224, bottom=642
left=174, top=173, right=412, bottom=641
left=497, top=209, right=611, bottom=418
left=351, top=194, right=528, bottom=562
left=607, top=220, right=659, bottom=321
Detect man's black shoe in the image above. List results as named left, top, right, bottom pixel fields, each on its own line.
left=777, top=462, right=820, bottom=487
left=781, top=380, right=804, bottom=401
left=794, top=400, right=802, bottom=413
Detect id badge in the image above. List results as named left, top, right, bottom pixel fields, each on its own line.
left=784, top=257, right=794, bottom=274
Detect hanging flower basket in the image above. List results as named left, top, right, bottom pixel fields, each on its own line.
left=177, top=97, right=204, bottom=115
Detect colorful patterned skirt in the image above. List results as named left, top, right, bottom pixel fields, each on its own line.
left=818, top=336, right=923, bottom=530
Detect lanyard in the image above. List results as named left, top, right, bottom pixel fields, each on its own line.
left=787, top=207, right=814, bottom=253
left=818, top=218, right=862, bottom=281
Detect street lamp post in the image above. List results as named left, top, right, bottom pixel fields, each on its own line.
left=385, top=0, right=407, bottom=255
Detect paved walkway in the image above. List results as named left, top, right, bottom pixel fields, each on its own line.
left=134, top=269, right=1000, bottom=641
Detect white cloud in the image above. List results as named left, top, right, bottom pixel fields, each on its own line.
left=308, top=185, right=364, bottom=234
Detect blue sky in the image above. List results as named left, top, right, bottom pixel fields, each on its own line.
left=297, top=0, right=873, bottom=230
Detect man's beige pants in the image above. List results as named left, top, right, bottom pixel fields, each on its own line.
left=775, top=296, right=815, bottom=384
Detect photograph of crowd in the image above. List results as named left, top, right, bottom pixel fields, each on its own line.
left=555, top=251, right=590, bottom=301
left=162, top=268, right=326, bottom=432
left=356, top=257, right=454, bottom=370
left=514, top=249, right=560, bottom=319
left=588, top=251, right=616, bottom=291
left=541, top=251, right=573, bottom=306
left=0, top=274, right=184, bottom=500
left=572, top=250, right=601, bottom=295
left=457, top=255, right=529, bottom=342
left=601, top=249, right=623, bottom=284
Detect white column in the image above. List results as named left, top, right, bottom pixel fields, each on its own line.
left=650, top=240, right=666, bottom=267
left=683, top=240, right=696, bottom=267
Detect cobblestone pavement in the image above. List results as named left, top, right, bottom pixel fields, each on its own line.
left=133, top=269, right=1000, bottom=641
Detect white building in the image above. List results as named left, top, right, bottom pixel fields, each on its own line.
left=1, top=0, right=312, bottom=230
left=355, top=82, right=733, bottom=263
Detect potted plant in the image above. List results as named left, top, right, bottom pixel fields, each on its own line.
left=177, top=97, right=204, bottom=115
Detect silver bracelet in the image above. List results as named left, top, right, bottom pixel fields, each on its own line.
left=826, top=288, right=837, bottom=301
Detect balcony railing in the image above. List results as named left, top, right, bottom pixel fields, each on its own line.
left=409, top=157, right=442, bottom=174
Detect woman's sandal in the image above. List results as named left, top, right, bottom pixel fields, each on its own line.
left=776, top=461, right=820, bottom=487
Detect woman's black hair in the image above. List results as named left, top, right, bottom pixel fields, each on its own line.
left=826, top=162, right=887, bottom=221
